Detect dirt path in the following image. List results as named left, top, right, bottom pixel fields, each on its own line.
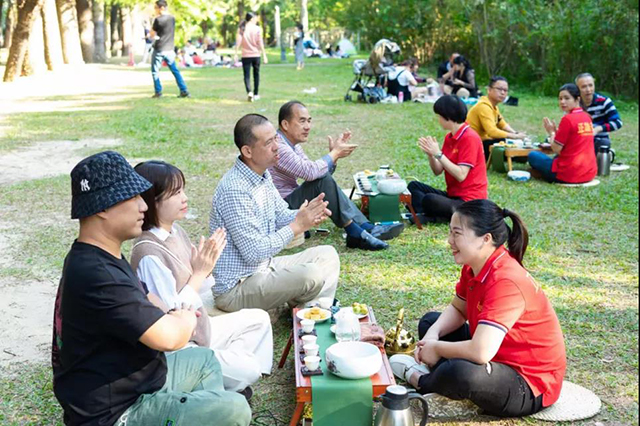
left=0, top=65, right=150, bottom=368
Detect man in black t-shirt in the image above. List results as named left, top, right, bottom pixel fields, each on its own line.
left=437, top=52, right=459, bottom=94
left=150, top=0, right=190, bottom=98
left=52, top=151, right=250, bottom=426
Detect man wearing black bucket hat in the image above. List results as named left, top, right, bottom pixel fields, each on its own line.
left=52, top=151, right=250, bottom=426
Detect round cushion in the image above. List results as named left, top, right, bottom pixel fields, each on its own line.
left=530, top=381, right=601, bottom=422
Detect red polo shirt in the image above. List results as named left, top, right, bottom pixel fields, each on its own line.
left=552, top=107, right=597, bottom=183
left=455, top=246, right=566, bottom=407
left=442, top=123, right=488, bottom=201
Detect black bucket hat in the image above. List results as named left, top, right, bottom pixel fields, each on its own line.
left=70, top=151, right=152, bottom=219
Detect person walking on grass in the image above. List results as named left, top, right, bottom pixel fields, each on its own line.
left=52, top=151, right=249, bottom=426
left=150, top=0, right=190, bottom=98
left=235, top=12, right=268, bottom=102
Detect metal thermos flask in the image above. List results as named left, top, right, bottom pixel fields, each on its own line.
left=597, top=145, right=612, bottom=176
left=374, top=385, right=429, bottom=426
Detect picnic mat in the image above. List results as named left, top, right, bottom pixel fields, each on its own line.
left=311, top=320, right=373, bottom=426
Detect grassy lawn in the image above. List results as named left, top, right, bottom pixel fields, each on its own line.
left=0, top=54, right=638, bottom=425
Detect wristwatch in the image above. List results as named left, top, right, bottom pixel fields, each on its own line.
left=434, top=152, right=444, bottom=160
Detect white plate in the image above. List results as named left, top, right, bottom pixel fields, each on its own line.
left=296, top=308, right=331, bottom=323
left=343, top=306, right=368, bottom=319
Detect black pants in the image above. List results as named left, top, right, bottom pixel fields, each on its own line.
left=407, top=181, right=463, bottom=222
left=483, top=138, right=505, bottom=161
left=241, top=57, right=261, bottom=95
left=416, top=312, right=544, bottom=417
left=284, top=174, right=367, bottom=228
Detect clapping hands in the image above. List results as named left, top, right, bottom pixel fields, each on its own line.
left=190, top=228, right=227, bottom=277
left=543, top=117, right=557, bottom=136
left=418, top=136, right=441, bottom=157
left=293, top=193, right=331, bottom=234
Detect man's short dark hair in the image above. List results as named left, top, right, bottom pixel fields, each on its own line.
left=234, top=114, right=270, bottom=150
left=575, top=72, right=594, bottom=84
left=433, top=95, right=468, bottom=123
left=155, top=0, right=167, bottom=8
left=489, top=75, right=508, bottom=87
left=278, top=101, right=306, bottom=128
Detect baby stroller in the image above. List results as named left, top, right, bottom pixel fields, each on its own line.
left=344, top=39, right=401, bottom=103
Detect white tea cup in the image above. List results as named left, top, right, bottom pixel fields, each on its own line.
left=318, top=297, right=333, bottom=310
left=304, top=355, right=320, bottom=371
left=300, top=319, right=315, bottom=333
left=301, top=335, right=317, bottom=346
left=303, top=343, right=319, bottom=357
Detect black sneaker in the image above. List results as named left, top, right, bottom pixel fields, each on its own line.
left=238, top=386, right=253, bottom=402
left=152, top=92, right=162, bottom=98
left=178, top=91, right=190, bottom=98
left=370, top=222, right=405, bottom=240
left=346, top=231, right=388, bottom=251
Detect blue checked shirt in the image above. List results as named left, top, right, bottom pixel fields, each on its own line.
left=209, top=157, right=297, bottom=295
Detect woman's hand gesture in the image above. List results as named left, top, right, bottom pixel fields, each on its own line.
left=190, top=228, right=227, bottom=277
left=543, top=117, right=557, bottom=136
left=418, top=136, right=441, bottom=157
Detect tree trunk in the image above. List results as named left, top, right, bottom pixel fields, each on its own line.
left=3, top=0, right=15, bottom=48
left=274, top=5, right=280, bottom=48
left=25, top=4, right=46, bottom=74
left=55, top=0, right=83, bottom=64
left=109, top=3, right=120, bottom=56
left=92, top=0, right=105, bottom=62
left=300, top=0, right=308, bottom=32
left=237, top=0, right=243, bottom=20
left=75, top=0, right=93, bottom=62
left=3, top=0, right=43, bottom=82
left=120, top=6, right=131, bottom=56
left=41, top=0, right=63, bottom=70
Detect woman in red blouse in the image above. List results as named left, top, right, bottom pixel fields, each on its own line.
left=528, top=83, right=597, bottom=183
left=390, top=199, right=566, bottom=417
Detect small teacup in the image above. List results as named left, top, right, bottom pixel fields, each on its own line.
left=301, top=335, right=317, bottom=346
left=303, top=343, right=319, bottom=357
left=304, top=355, right=320, bottom=371
left=318, top=297, right=333, bottom=310
left=301, top=319, right=315, bottom=334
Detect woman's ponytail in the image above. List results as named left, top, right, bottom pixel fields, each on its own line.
left=455, top=200, right=529, bottom=265
left=503, top=208, right=529, bottom=265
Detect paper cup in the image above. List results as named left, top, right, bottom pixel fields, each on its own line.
left=301, top=335, right=317, bottom=346
left=304, top=355, right=320, bottom=371
left=303, top=343, right=319, bottom=357
left=301, top=319, right=315, bottom=333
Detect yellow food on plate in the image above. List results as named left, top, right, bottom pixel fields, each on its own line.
left=304, top=308, right=327, bottom=320
left=351, top=302, right=368, bottom=315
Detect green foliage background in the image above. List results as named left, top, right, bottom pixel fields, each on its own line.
left=158, top=0, right=638, bottom=99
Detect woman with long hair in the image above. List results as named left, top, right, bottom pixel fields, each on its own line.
left=528, top=83, right=597, bottom=183
left=130, top=160, right=273, bottom=395
left=448, top=55, right=478, bottom=98
left=235, top=12, right=268, bottom=102
left=390, top=200, right=566, bottom=417
left=294, top=22, right=305, bottom=70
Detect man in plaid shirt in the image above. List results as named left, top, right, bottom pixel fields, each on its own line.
left=209, top=114, right=340, bottom=313
left=269, top=101, right=405, bottom=251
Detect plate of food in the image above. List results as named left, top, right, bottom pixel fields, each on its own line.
left=297, top=307, right=331, bottom=322
left=345, top=303, right=369, bottom=319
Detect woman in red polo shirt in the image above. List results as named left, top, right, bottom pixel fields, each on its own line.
left=528, top=83, right=597, bottom=183
left=408, top=95, right=487, bottom=224
left=390, top=199, right=566, bottom=417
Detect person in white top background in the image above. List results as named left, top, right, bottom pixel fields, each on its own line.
left=130, top=160, right=273, bottom=397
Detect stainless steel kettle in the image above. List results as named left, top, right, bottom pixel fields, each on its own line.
left=597, top=145, right=614, bottom=176
left=374, top=385, right=429, bottom=426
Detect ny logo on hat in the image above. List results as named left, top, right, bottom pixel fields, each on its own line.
left=80, top=179, right=90, bottom=192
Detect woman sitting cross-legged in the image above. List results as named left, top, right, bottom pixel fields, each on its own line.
left=408, top=95, right=487, bottom=224
left=390, top=200, right=566, bottom=417
left=130, top=160, right=273, bottom=395
left=528, top=83, right=597, bottom=183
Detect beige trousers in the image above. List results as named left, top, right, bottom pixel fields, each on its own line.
left=215, top=245, right=340, bottom=312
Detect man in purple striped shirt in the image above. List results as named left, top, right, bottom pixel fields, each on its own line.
left=269, top=101, right=404, bottom=251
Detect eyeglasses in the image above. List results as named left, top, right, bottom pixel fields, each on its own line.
left=491, top=87, right=509, bottom=93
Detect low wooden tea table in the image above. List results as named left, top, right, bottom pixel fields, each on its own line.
left=279, top=307, right=396, bottom=426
